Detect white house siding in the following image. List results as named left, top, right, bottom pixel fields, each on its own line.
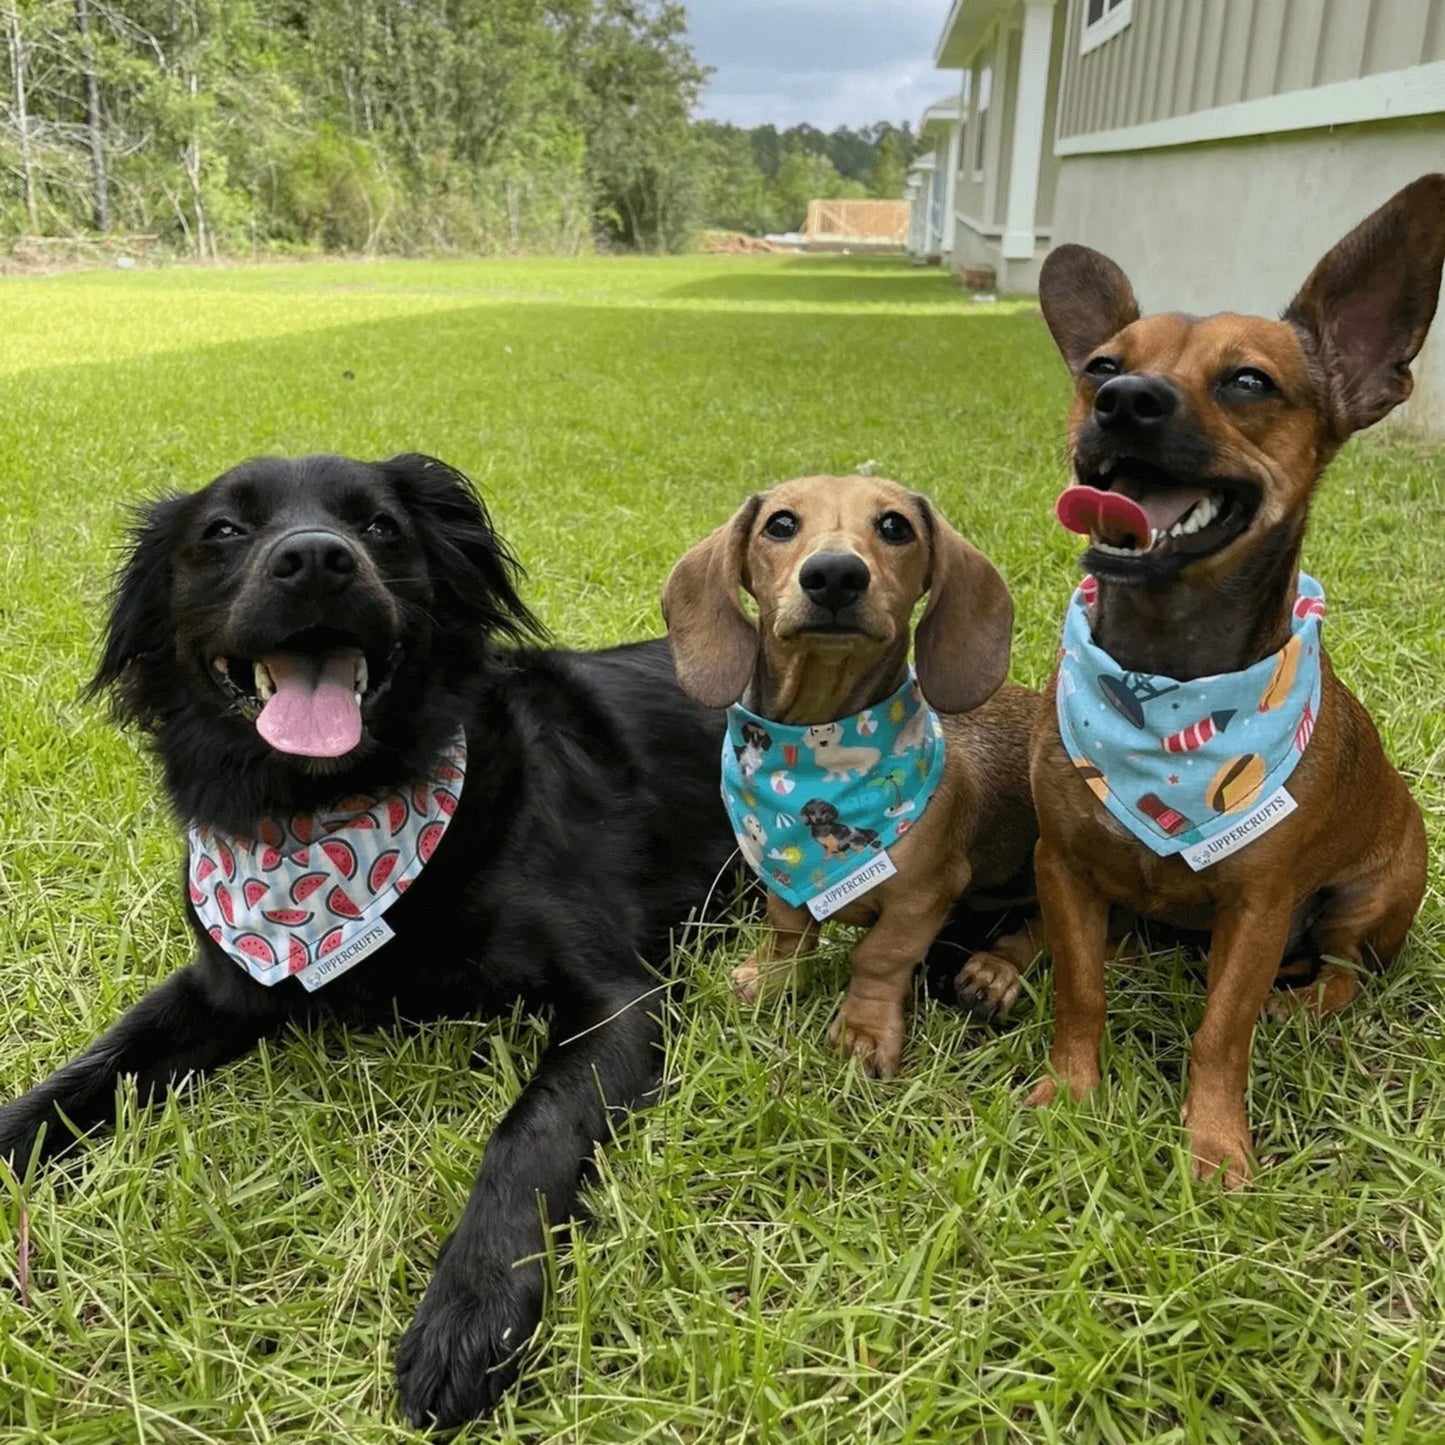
left=1048, top=114, right=1445, bottom=433
left=1057, top=0, right=1445, bottom=140
left=933, top=0, right=1444, bottom=429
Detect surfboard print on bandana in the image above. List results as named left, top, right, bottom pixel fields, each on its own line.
left=188, top=730, right=467, bottom=988
left=1057, top=575, right=1324, bottom=868
left=721, top=671, right=945, bottom=918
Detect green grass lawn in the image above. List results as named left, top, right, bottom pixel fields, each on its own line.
left=1, top=254, right=1442, bottom=1444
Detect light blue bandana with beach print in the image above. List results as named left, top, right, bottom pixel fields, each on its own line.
left=721, top=671, right=945, bottom=919
left=1057, top=574, right=1324, bottom=870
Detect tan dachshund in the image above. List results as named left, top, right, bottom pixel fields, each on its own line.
left=1029, top=175, right=1443, bottom=1184
left=664, top=475, right=1042, bottom=1075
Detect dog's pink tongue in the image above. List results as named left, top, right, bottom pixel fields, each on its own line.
left=1056, top=484, right=1208, bottom=547
left=256, top=651, right=362, bottom=758
left=1056, top=484, right=1152, bottom=544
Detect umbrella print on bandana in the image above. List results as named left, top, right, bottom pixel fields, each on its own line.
left=1099, top=672, right=1180, bottom=728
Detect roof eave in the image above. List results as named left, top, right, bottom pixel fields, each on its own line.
left=934, top=0, right=1014, bottom=67
left=918, top=100, right=962, bottom=134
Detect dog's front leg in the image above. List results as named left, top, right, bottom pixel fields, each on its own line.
left=395, top=980, right=662, bottom=1431
left=0, top=958, right=289, bottom=1170
left=1026, top=840, right=1109, bottom=1106
left=829, top=891, right=955, bottom=1077
left=732, top=891, right=818, bottom=1001
left=1183, top=901, right=1293, bottom=1188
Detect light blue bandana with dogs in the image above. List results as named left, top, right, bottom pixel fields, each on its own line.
left=1057, top=573, right=1324, bottom=870
left=721, top=671, right=945, bottom=919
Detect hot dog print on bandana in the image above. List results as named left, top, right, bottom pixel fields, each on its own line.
left=188, top=731, right=466, bottom=991
left=721, top=671, right=945, bottom=919
left=1057, top=575, right=1324, bottom=870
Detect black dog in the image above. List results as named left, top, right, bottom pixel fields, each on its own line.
left=0, top=454, right=738, bottom=1430
left=799, top=798, right=881, bottom=857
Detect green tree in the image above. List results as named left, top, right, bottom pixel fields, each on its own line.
left=870, top=130, right=905, bottom=198
left=695, top=120, right=774, bottom=234
left=0, top=0, right=921, bottom=258
left=580, top=0, right=706, bottom=253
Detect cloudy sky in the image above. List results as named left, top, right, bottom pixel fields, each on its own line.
left=687, top=0, right=957, bottom=131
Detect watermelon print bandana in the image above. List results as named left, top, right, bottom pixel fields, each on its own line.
left=721, top=671, right=945, bottom=920
left=187, top=731, right=467, bottom=990
left=1057, top=575, right=1324, bottom=871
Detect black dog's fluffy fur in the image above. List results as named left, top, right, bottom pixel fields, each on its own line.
left=0, top=454, right=738, bottom=1430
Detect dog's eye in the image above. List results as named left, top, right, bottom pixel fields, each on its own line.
left=875, top=512, right=915, bottom=545
left=1084, top=355, right=1122, bottom=380
left=1223, top=367, right=1277, bottom=398
left=202, top=519, right=245, bottom=541
left=364, top=514, right=400, bottom=538
left=763, top=511, right=799, bottom=540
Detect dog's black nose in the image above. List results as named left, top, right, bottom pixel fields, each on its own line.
left=799, top=551, right=870, bottom=613
left=266, top=530, right=358, bottom=594
left=1094, top=374, right=1179, bottom=431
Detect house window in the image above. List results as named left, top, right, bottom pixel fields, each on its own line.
left=1080, top=0, right=1132, bottom=54
left=972, top=66, right=991, bottom=177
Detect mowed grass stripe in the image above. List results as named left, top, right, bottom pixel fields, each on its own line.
left=0, top=255, right=1441, bottom=1443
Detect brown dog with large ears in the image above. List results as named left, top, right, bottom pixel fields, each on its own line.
left=665, top=474, right=1042, bottom=1075
left=1029, top=175, right=1443, bottom=1185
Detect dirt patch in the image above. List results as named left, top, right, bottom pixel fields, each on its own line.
left=697, top=231, right=784, bottom=255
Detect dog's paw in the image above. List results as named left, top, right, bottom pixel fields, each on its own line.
left=1024, top=1058, right=1099, bottom=1108
left=1181, top=1095, right=1254, bottom=1188
left=827, top=1000, right=905, bottom=1077
left=730, top=954, right=802, bottom=1003
left=0, top=1103, right=46, bottom=1175
left=395, top=1248, right=544, bottom=1432
left=730, top=957, right=763, bottom=1002
left=1187, top=1126, right=1254, bottom=1188
left=954, top=951, right=1022, bottom=1023
left=1263, top=961, right=1360, bottom=1022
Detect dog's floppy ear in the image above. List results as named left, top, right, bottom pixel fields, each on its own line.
left=380, top=453, right=542, bottom=643
left=1285, top=174, right=1445, bottom=437
left=85, top=494, right=189, bottom=730
left=1038, top=243, right=1141, bottom=375
left=913, top=498, right=1013, bottom=715
left=662, top=496, right=762, bottom=708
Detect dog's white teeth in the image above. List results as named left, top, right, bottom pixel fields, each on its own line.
left=1167, top=495, right=1221, bottom=538
left=1097, top=458, right=1116, bottom=478
left=213, top=656, right=229, bottom=675
left=355, top=656, right=368, bottom=697
left=253, top=660, right=275, bottom=702
left=1093, top=540, right=1141, bottom=557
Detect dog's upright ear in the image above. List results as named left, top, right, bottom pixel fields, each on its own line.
left=380, top=453, right=541, bottom=643
left=1038, top=244, right=1141, bottom=375
left=1285, top=173, right=1445, bottom=437
left=86, top=494, right=190, bottom=730
left=913, top=499, right=1013, bottom=715
left=662, top=496, right=762, bottom=708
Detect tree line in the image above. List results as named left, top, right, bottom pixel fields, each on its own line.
left=0, top=0, right=919, bottom=259
left=697, top=119, right=916, bottom=239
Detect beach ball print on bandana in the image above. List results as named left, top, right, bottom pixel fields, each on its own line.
left=188, top=731, right=467, bottom=988
left=1057, top=576, right=1324, bottom=868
